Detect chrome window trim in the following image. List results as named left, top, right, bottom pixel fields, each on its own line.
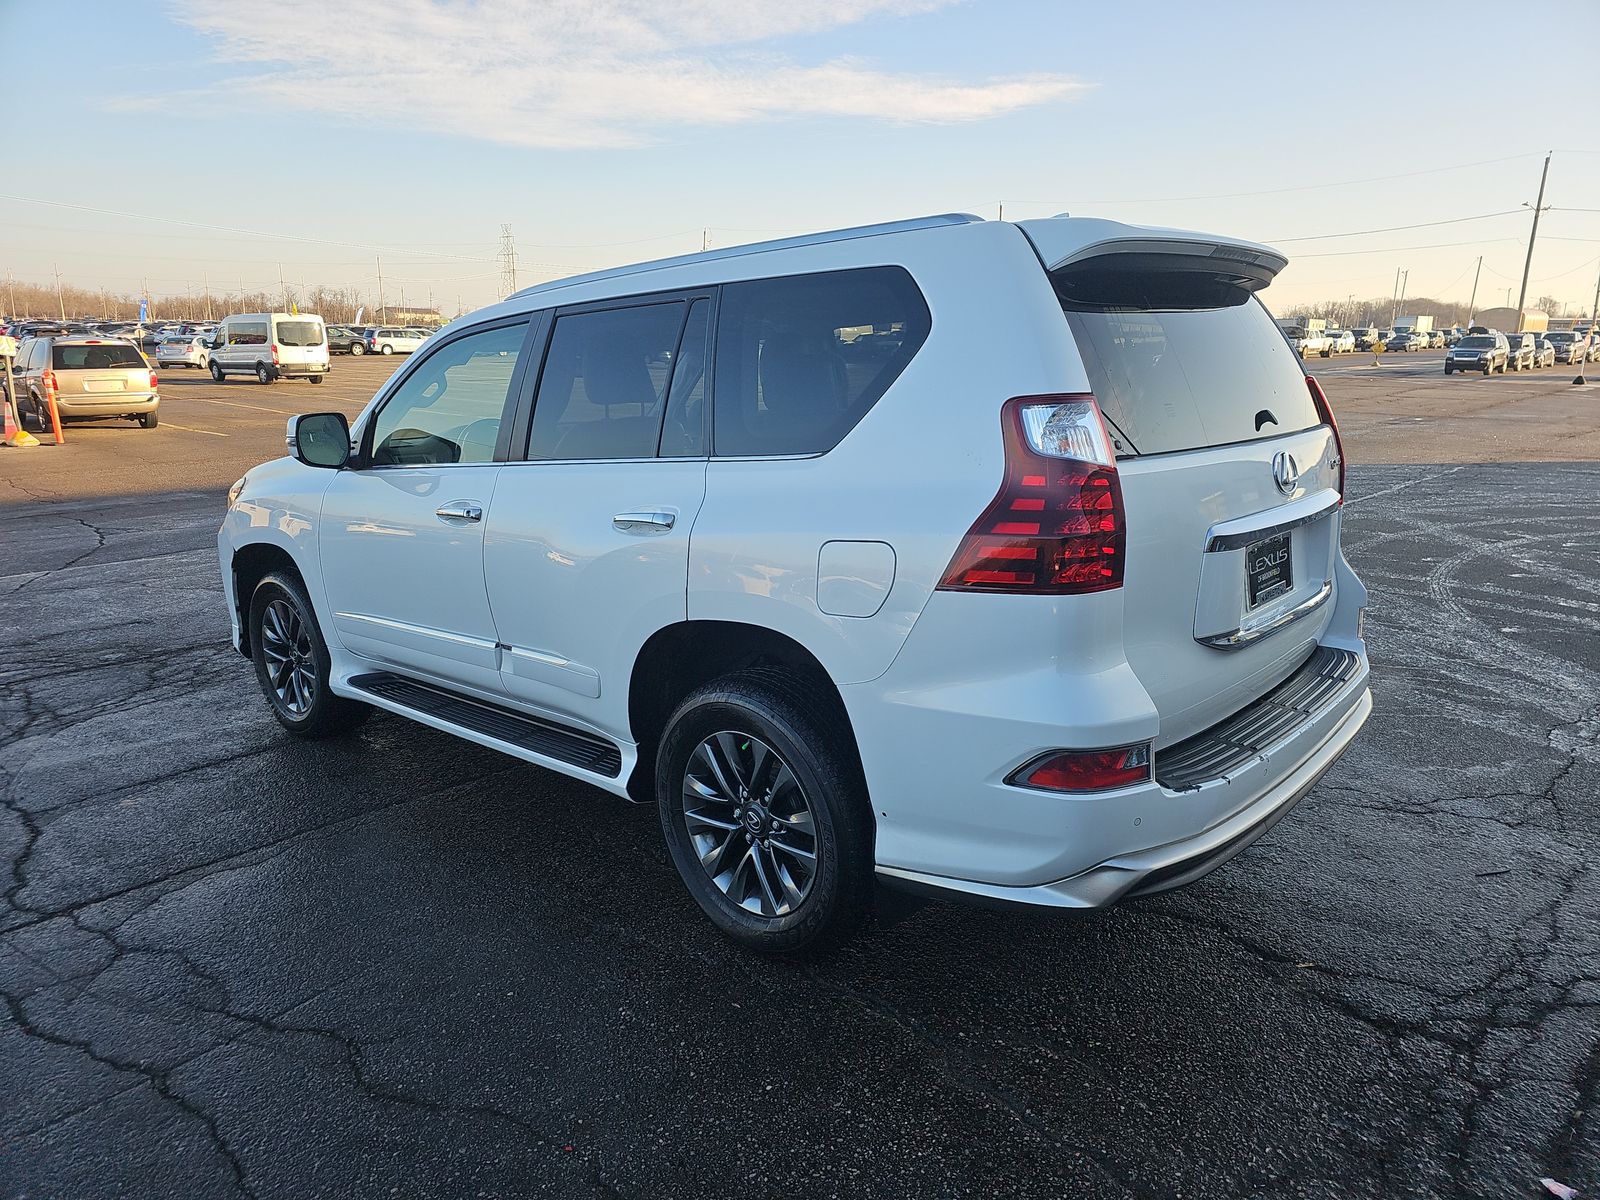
left=1204, top=491, right=1340, bottom=553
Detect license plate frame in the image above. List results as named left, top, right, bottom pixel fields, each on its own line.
left=1246, top=531, right=1293, bottom=609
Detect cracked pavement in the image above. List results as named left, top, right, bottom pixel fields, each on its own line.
left=2, top=432, right=1597, bottom=1196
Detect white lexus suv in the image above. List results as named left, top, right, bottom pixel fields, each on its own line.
left=219, top=213, right=1372, bottom=952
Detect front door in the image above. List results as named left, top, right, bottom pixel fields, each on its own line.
left=320, top=317, right=532, bottom=697
left=484, top=295, right=712, bottom=742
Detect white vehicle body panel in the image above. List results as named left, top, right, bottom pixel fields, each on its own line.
left=219, top=212, right=1371, bottom=906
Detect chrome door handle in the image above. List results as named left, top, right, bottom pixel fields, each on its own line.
left=435, top=502, right=483, bottom=522
left=612, top=510, right=675, bottom=533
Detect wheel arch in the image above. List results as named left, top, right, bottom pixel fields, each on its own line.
left=626, top=620, right=865, bottom=805
left=231, top=542, right=305, bottom=656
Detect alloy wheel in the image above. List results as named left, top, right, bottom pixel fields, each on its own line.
left=681, top=732, right=818, bottom=918
left=259, top=598, right=317, bottom=716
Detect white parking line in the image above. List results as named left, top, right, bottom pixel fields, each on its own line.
left=160, top=421, right=229, bottom=437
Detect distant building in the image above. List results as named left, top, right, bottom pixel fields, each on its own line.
left=387, top=306, right=445, bottom=327
left=1474, top=307, right=1547, bottom=334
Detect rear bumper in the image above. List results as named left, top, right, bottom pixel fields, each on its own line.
left=55, top=393, right=158, bottom=415
left=878, top=685, right=1370, bottom=908
left=274, top=362, right=329, bottom=377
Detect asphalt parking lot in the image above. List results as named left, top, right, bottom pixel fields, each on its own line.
left=2, top=353, right=1598, bottom=1198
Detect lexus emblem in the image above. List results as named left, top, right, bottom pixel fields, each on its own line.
left=1272, top=451, right=1301, bottom=497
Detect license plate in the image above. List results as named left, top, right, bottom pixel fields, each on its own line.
left=83, top=378, right=123, bottom=393
left=1246, top=532, right=1293, bottom=609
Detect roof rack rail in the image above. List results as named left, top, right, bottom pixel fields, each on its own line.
left=509, top=212, right=985, bottom=300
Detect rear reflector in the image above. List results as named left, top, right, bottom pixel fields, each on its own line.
left=1305, top=375, right=1345, bottom=501
left=938, top=394, right=1125, bottom=594
left=1009, top=744, right=1152, bottom=792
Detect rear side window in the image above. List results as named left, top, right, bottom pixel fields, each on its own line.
left=228, top=322, right=269, bottom=346
left=1056, top=264, right=1319, bottom=455
left=529, top=302, right=684, bottom=461
left=713, top=266, right=931, bottom=457
left=53, top=343, right=145, bottom=369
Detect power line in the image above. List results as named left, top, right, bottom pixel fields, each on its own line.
left=1268, top=209, right=1525, bottom=243
left=1293, top=238, right=1521, bottom=259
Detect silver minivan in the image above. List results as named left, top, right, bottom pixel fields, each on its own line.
left=14, top=335, right=159, bottom=428
left=208, top=313, right=330, bottom=385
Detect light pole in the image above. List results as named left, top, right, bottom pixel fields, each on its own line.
left=1514, top=151, right=1552, bottom=328
left=1467, top=255, right=1482, bottom=327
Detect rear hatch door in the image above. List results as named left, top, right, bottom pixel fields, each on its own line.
left=54, top=341, right=151, bottom=400
left=273, top=318, right=328, bottom=368
left=1020, top=220, right=1344, bottom=745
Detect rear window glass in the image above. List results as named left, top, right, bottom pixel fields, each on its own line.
left=1057, top=266, right=1319, bottom=455
left=1458, top=336, right=1496, bottom=348
left=713, top=266, right=931, bottom=457
left=276, top=320, right=323, bottom=347
left=52, top=343, right=145, bottom=369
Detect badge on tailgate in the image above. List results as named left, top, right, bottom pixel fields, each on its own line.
left=1246, top=532, right=1292, bottom=609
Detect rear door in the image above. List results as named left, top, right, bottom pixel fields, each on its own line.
left=1019, top=223, right=1343, bottom=744
left=273, top=316, right=328, bottom=372
left=54, top=340, right=152, bottom=405
left=482, top=292, right=712, bottom=743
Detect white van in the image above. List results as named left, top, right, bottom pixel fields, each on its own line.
left=209, top=313, right=330, bottom=385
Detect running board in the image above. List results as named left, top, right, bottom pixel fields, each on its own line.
left=348, top=672, right=622, bottom=777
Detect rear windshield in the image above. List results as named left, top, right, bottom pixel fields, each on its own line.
left=52, top=343, right=145, bottom=369
left=276, top=320, right=324, bottom=347
left=1547, top=332, right=1573, bottom=342
left=1056, top=265, right=1319, bottom=455
left=1457, top=336, right=1496, bottom=348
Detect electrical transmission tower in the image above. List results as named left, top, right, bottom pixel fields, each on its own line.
left=498, top=224, right=518, bottom=297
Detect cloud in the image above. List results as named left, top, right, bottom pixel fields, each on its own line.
left=163, top=0, right=1086, bottom=148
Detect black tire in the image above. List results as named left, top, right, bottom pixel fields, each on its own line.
left=248, top=571, right=370, bottom=738
left=657, top=669, right=873, bottom=954
left=1444, top=366, right=1452, bottom=375
left=210, top=360, right=225, bottom=382
left=350, top=342, right=365, bottom=356
left=139, top=409, right=158, bottom=429
left=256, top=362, right=274, bottom=385
left=309, top=375, right=324, bottom=384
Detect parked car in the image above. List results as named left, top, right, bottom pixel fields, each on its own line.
left=1443, top=328, right=1465, bottom=347
left=366, top=326, right=428, bottom=355
left=13, top=334, right=159, bottom=427
left=218, top=212, right=1372, bottom=952
left=1444, top=332, right=1509, bottom=375
left=1542, top=331, right=1585, bottom=364
left=208, top=313, right=330, bottom=384
left=1387, top=330, right=1424, bottom=352
left=327, top=324, right=365, bottom=355
left=1427, top=330, right=1446, bottom=349
left=1350, top=327, right=1380, bottom=350
left=1326, top=329, right=1356, bottom=353
left=1533, top=335, right=1557, bottom=368
left=1505, top=332, right=1537, bottom=371
left=156, top=333, right=210, bottom=369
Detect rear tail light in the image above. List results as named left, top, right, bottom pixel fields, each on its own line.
left=1305, top=375, right=1345, bottom=502
left=939, top=394, right=1125, bottom=594
left=148, top=370, right=159, bottom=390
left=1009, top=744, right=1152, bottom=792
left=270, top=343, right=280, bottom=364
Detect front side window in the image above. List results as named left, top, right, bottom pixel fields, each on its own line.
left=529, top=302, right=684, bottom=460
left=368, top=321, right=526, bottom=467
left=713, top=266, right=930, bottom=457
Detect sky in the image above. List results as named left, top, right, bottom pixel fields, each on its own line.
left=5, top=0, right=1600, bottom=318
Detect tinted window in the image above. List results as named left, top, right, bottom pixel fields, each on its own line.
left=529, top=302, right=683, bottom=460
left=1458, top=336, right=1496, bottom=348
left=275, top=320, right=323, bottom=347
left=369, top=322, right=525, bottom=467
left=53, top=343, right=145, bottom=369
left=661, top=299, right=710, bottom=457
left=1058, top=266, right=1319, bottom=455
left=713, top=267, right=931, bottom=457
left=228, top=322, right=268, bottom=346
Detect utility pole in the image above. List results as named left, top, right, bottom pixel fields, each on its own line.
left=204, top=270, right=212, bottom=321
left=702, top=228, right=709, bottom=251
left=1390, top=267, right=1402, bottom=327
left=998, top=202, right=1004, bottom=221
left=376, top=256, right=386, bottom=323
left=279, top=262, right=290, bottom=312
left=1514, top=151, right=1552, bottom=327
left=1392, top=269, right=1408, bottom=327
left=1467, top=255, right=1483, bottom=325
left=6, top=270, right=15, bottom=320
left=54, top=264, right=65, bottom=320
left=497, top=224, right=518, bottom=297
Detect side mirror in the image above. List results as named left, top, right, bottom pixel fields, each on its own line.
left=286, top=412, right=351, bottom=468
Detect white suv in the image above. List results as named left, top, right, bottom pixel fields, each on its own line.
left=218, top=213, right=1372, bottom=952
